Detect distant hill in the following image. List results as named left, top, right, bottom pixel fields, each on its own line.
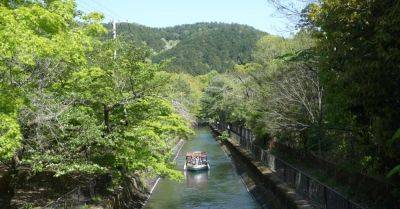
left=104, top=22, right=267, bottom=75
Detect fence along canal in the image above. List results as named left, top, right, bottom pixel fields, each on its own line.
left=212, top=122, right=367, bottom=209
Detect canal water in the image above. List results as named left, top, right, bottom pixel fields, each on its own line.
left=144, top=128, right=259, bottom=209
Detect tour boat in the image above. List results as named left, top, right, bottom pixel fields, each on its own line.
left=184, top=151, right=210, bottom=171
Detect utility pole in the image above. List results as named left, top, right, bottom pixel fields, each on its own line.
left=112, top=19, right=129, bottom=125
left=104, top=19, right=118, bottom=132
left=112, top=19, right=117, bottom=59
left=112, top=19, right=117, bottom=39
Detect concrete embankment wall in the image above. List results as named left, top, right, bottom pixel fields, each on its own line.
left=137, top=139, right=185, bottom=209
left=210, top=127, right=313, bottom=209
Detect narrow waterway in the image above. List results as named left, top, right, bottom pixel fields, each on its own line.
left=144, top=128, right=259, bottom=209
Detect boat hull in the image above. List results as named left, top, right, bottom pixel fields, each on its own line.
left=184, top=163, right=210, bottom=171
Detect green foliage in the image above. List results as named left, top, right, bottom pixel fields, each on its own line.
left=200, top=0, right=400, bottom=206
left=159, top=72, right=203, bottom=122
left=0, top=0, right=103, bottom=169
left=200, top=31, right=317, bottom=141
left=4, top=0, right=399, bottom=207
left=0, top=114, right=22, bottom=163
left=25, top=106, right=107, bottom=176
left=22, top=202, right=34, bottom=209
left=389, top=128, right=400, bottom=145
left=306, top=0, right=400, bottom=176
left=116, top=109, right=191, bottom=179
left=388, top=165, right=400, bottom=178
left=199, top=74, right=233, bottom=122
left=67, top=67, right=116, bottom=103
left=91, top=195, right=103, bottom=203
left=0, top=0, right=195, bottom=193
left=218, top=131, right=230, bottom=141
left=388, top=128, right=400, bottom=177
left=106, top=22, right=267, bottom=75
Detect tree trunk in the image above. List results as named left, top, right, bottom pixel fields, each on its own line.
left=104, top=104, right=111, bottom=132
left=123, top=105, right=129, bottom=126
left=0, top=155, right=20, bottom=209
left=301, top=130, right=308, bottom=153
left=350, top=135, right=355, bottom=161
left=0, top=172, right=14, bottom=209
left=317, top=124, right=324, bottom=156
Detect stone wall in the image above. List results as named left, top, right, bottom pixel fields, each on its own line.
left=211, top=126, right=313, bottom=209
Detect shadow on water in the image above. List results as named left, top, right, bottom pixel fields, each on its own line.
left=144, top=128, right=259, bottom=209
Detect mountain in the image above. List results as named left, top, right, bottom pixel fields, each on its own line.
left=104, top=22, right=267, bottom=75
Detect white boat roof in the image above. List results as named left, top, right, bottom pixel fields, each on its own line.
left=186, top=151, right=207, bottom=157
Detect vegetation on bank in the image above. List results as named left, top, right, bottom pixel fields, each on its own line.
left=200, top=0, right=400, bottom=207
left=0, top=1, right=202, bottom=207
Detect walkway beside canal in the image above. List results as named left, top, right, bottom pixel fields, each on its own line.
left=212, top=122, right=369, bottom=209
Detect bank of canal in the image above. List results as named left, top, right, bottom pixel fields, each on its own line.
left=144, top=128, right=260, bottom=209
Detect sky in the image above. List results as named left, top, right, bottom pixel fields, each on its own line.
left=76, top=0, right=300, bottom=37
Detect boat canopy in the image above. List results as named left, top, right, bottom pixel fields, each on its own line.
left=186, top=151, right=207, bottom=157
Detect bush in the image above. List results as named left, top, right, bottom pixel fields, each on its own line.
left=218, top=131, right=230, bottom=141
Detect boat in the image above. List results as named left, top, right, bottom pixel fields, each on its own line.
left=184, top=151, right=210, bottom=171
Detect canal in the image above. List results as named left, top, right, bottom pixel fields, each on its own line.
left=144, top=128, right=259, bottom=209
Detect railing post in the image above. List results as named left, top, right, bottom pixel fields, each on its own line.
left=324, top=186, right=328, bottom=209
left=284, top=163, right=287, bottom=182
left=306, top=175, right=310, bottom=199
left=260, top=149, right=264, bottom=163
left=77, top=187, right=80, bottom=202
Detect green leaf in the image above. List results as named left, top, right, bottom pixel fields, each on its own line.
left=388, top=128, right=400, bottom=145
left=0, top=114, right=22, bottom=162
left=387, top=165, right=400, bottom=177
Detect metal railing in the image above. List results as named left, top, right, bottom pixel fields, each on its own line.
left=43, top=187, right=85, bottom=209
left=212, top=122, right=367, bottom=209
left=43, top=179, right=98, bottom=209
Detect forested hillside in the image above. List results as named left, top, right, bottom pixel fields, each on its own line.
left=104, top=22, right=267, bottom=74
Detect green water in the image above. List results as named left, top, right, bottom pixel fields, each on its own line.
left=144, top=128, right=259, bottom=209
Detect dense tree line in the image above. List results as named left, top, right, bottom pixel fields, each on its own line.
left=0, top=1, right=201, bottom=207
left=105, top=22, right=267, bottom=75
left=1, top=0, right=399, bottom=208
left=200, top=0, right=400, bottom=207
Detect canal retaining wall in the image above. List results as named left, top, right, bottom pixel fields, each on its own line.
left=214, top=131, right=283, bottom=209
left=140, top=139, right=186, bottom=208
left=211, top=126, right=313, bottom=209
left=40, top=139, right=186, bottom=209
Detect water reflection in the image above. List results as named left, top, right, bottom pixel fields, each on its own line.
left=184, top=171, right=210, bottom=189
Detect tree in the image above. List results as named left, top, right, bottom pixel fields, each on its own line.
left=0, top=0, right=105, bottom=198
left=264, top=53, right=324, bottom=152
left=0, top=1, right=194, bottom=206
left=307, top=0, right=400, bottom=176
